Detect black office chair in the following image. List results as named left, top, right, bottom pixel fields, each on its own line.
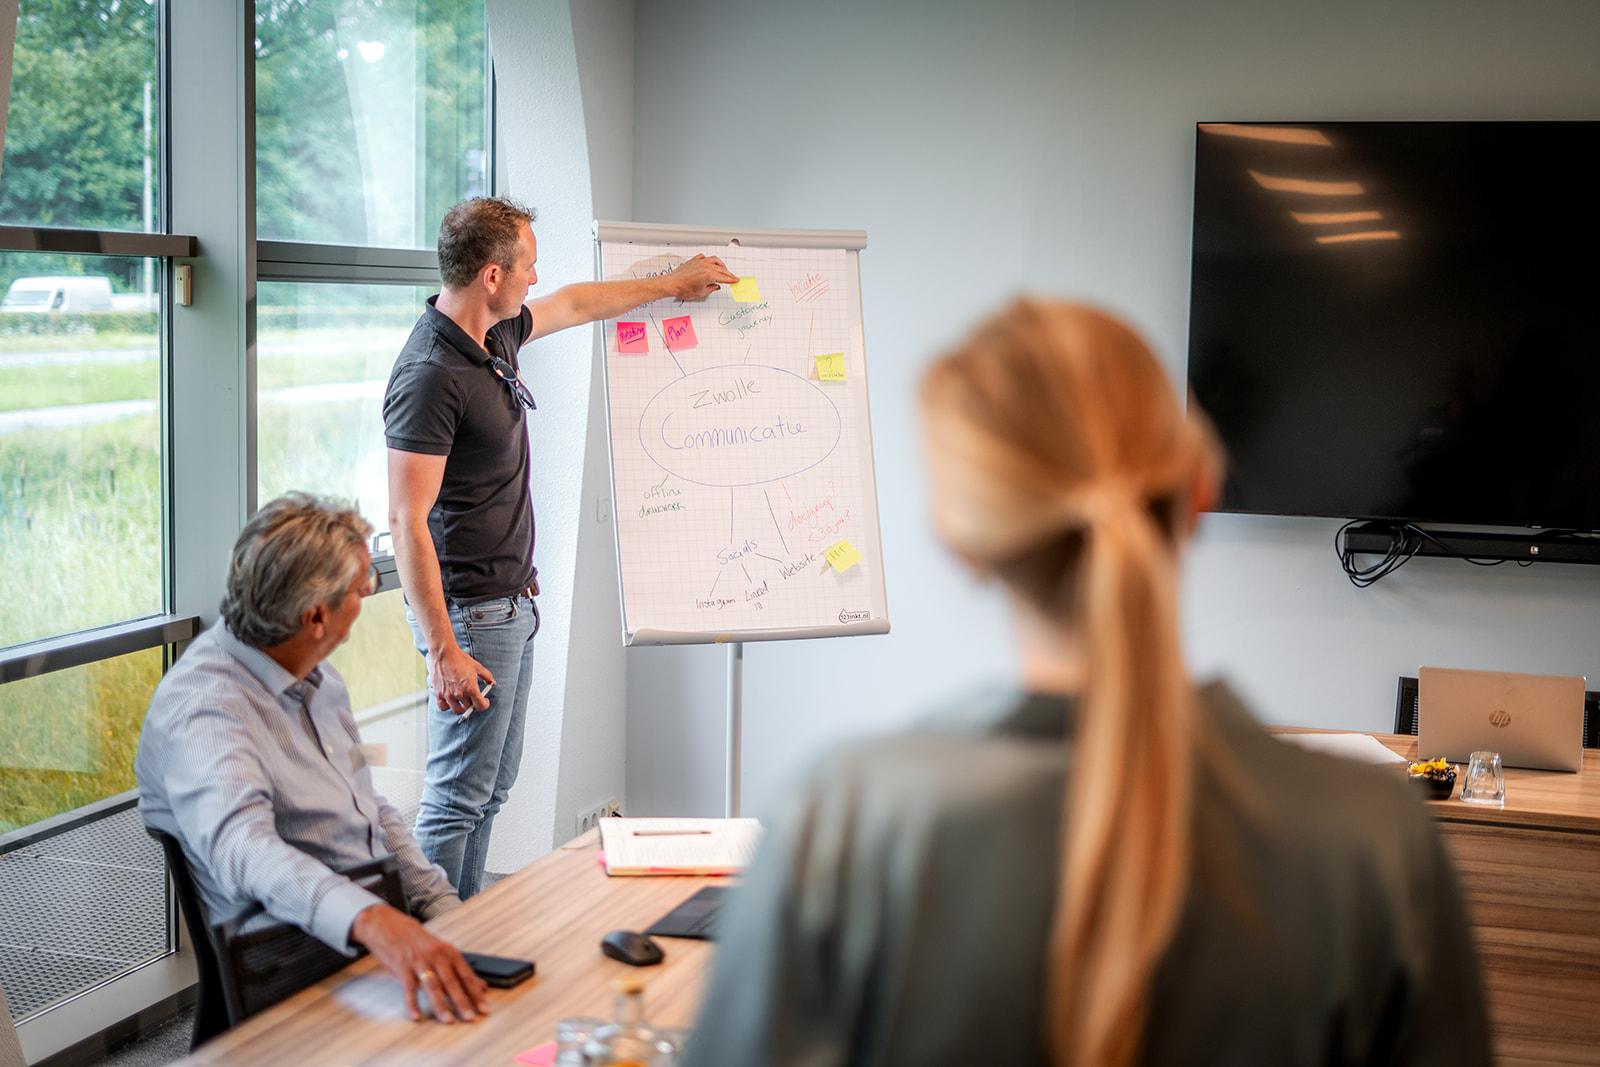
left=150, top=829, right=231, bottom=1048
left=212, top=855, right=405, bottom=1025
left=150, top=830, right=407, bottom=1047
left=1393, top=675, right=1600, bottom=747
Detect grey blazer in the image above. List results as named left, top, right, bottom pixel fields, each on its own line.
left=683, top=682, right=1490, bottom=1067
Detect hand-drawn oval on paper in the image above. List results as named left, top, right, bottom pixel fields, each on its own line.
left=639, top=364, right=842, bottom=487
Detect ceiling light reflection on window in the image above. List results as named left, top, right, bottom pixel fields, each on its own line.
left=356, top=40, right=386, bottom=63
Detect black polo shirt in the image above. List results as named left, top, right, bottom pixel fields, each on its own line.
left=383, top=297, right=536, bottom=604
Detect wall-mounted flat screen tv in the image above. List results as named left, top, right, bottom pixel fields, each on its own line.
left=1188, top=121, right=1600, bottom=530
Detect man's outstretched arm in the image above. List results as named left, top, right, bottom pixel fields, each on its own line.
left=527, top=253, right=738, bottom=340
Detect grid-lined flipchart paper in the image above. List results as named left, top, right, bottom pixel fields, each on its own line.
left=596, top=229, right=889, bottom=645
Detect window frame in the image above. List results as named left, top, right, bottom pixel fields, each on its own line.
left=7, top=0, right=181, bottom=1055
left=3, top=2, right=495, bottom=1054
left=1, top=1, right=199, bottom=1053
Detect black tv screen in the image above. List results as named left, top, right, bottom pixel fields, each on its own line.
left=1188, top=121, right=1600, bottom=531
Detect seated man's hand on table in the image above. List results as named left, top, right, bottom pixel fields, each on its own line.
left=350, top=902, right=489, bottom=1024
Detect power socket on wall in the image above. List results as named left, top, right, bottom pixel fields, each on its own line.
left=576, top=796, right=622, bottom=836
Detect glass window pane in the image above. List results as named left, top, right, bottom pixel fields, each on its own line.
left=0, top=647, right=162, bottom=833
left=0, top=253, right=163, bottom=649
left=326, top=588, right=428, bottom=824
left=255, top=0, right=488, bottom=247
left=0, top=0, right=161, bottom=231
left=0, top=648, right=168, bottom=1023
left=256, top=281, right=425, bottom=533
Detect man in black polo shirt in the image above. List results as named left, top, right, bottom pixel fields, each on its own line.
left=383, top=197, right=734, bottom=896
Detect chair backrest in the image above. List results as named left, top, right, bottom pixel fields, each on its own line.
left=1394, top=675, right=1600, bottom=748
left=213, top=855, right=407, bottom=1025
left=148, top=829, right=232, bottom=1048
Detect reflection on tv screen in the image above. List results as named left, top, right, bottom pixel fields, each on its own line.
left=1188, top=121, right=1600, bottom=531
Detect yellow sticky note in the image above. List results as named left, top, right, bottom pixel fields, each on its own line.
left=730, top=276, right=762, bottom=302
left=824, top=538, right=863, bottom=574
left=815, top=352, right=847, bottom=381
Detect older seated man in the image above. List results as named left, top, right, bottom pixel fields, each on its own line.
left=136, top=493, right=488, bottom=1024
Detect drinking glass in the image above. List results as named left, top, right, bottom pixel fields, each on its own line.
left=652, top=1027, right=691, bottom=1065
left=1460, top=750, right=1506, bottom=807
left=554, top=1016, right=603, bottom=1066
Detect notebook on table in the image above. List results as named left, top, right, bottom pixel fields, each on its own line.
left=597, top=818, right=762, bottom=876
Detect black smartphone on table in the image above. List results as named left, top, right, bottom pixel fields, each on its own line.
left=461, top=951, right=535, bottom=988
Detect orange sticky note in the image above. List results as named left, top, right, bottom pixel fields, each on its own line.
left=617, top=321, right=649, bottom=354
left=815, top=352, right=847, bottom=381
left=730, top=277, right=762, bottom=303
left=823, top=538, right=863, bottom=574
left=663, top=315, right=698, bottom=351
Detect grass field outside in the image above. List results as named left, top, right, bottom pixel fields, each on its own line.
left=3, top=310, right=432, bottom=831
left=0, top=330, right=156, bottom=353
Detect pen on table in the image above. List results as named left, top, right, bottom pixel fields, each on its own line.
left=632, top=829, right=713, bottom=837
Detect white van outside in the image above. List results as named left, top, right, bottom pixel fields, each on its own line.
left=0, top=275, right=116, bottom=313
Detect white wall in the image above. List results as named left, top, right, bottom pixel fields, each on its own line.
left=570, top=0, right=634, bottom=223
left=554, top=0, right=636, bottom=838
left=480, top=0, right=633, bottom=867
left=625, top=0, right=1600, bottom=818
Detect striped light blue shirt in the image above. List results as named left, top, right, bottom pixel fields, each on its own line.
left=136, top=622, right=459, bottom=953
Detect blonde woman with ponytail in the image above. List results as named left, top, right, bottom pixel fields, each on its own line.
left=683, top=299, right=1489, bottom=1067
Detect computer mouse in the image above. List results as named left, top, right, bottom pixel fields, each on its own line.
left=600, top=929, right=664, bottom=967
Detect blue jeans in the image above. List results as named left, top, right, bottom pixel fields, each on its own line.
left=406, top=592, right=539, bottom=899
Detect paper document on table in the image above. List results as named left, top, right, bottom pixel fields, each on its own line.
left=1276, top=731, right=1406, bottom=766
left=598, top=817, right=763, bottom=876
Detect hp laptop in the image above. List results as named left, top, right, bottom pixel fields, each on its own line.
left=1417, top=666, right=1585, bottom=772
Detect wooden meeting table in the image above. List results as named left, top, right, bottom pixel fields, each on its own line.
left=181, top=735, right=1600, bottom=1067
left=1276, top=729, right=1600, bottom=1067
left=174, top=831, right=722, bottom=1066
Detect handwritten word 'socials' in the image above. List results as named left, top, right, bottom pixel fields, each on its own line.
left=638, top=365, right=842, bottom=488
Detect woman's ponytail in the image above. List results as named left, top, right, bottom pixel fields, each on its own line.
left=1047, top=490, right=1195, bottom=1067
left=919, top=298, right=1219, bottom=1066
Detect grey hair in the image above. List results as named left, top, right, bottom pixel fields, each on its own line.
left=220, top=493, right=373, bottom=647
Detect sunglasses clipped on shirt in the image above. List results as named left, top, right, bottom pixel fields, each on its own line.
left=488, top=355, right=537, bottom=411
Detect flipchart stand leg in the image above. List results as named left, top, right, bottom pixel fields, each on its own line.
left=726, top=641, right=744, bottom=818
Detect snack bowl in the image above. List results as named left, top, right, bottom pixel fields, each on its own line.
left=1408, top=757, right=1457, bottom=800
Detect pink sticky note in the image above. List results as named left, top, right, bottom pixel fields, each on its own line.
left=515, top=1041, right=558, bottom=1066
left=616, top=321, right=649, bottom=354
left=662, top=314, right=699, bottom=351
